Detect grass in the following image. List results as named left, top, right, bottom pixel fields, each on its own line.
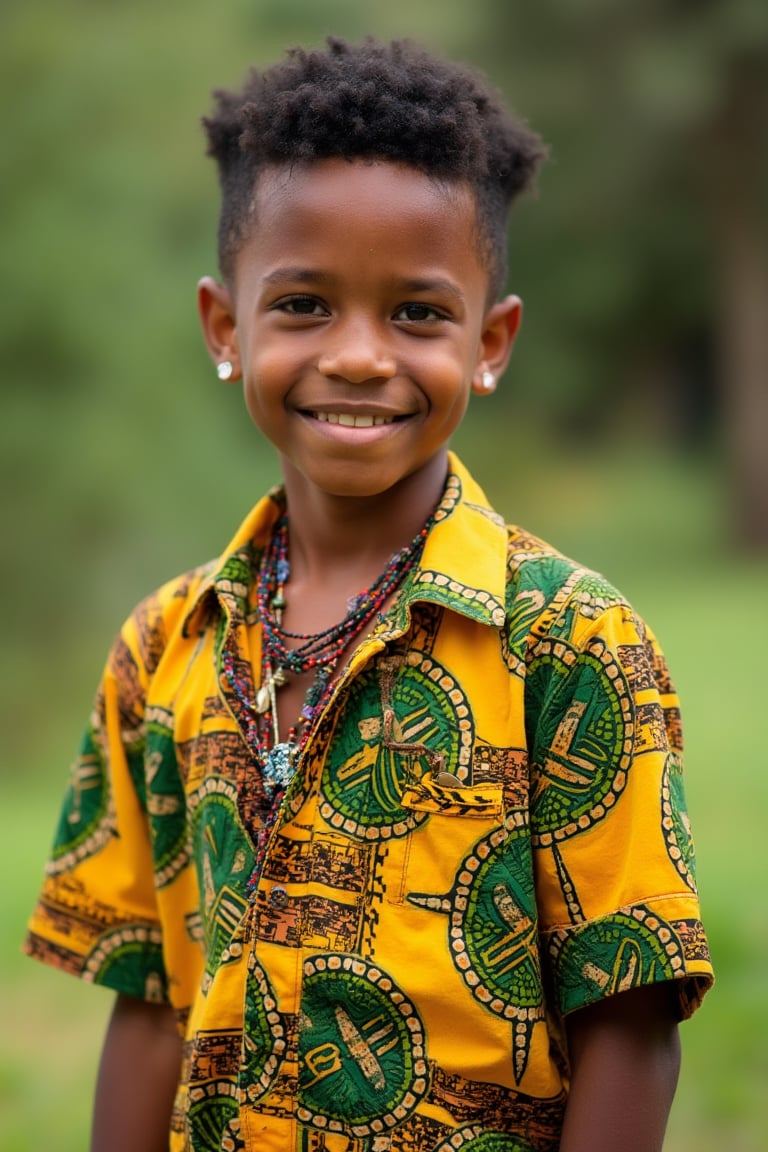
left=1, top=790, right=111, bottom=1151
left=649, top=565, right=768, bottom=1152
left=2, top=447, right=766, bottom=1150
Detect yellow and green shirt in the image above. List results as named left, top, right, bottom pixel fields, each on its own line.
left=25, top=456, right=713, bottom=1151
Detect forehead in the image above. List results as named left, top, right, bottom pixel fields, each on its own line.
left=234, top=159, right=488, bottom=291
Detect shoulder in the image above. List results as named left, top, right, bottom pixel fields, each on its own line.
left=107, top=560, right=218, bottom=688
left=502, top=524, right=677, bottom=731
left=504, top=524, right=631, bottom=632
left=500, top=525, right=671, bottom=694
left=101, top=489, right=281, bottom=692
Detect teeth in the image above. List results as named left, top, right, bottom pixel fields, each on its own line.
left=313, top=412, right=394, bottom=427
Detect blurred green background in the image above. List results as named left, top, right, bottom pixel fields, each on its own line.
left=2, top=1, right=767, bottom=1148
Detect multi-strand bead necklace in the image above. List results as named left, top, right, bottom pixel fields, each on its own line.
left=222, top=511, right=433, bottom=882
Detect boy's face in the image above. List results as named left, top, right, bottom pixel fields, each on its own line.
left=199, top=159, right=520, bottom=502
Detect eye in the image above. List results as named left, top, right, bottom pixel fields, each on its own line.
left=394, top=302, right=446, bottom=323
left=277, top=296, right=328, bottom=317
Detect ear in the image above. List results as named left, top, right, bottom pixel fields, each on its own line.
left=472, top=294, right=522, bottom=396
left=197, top=276, right=241, bottom=380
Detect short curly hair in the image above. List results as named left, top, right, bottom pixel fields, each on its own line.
left=203, top=37, right=546, bottom=296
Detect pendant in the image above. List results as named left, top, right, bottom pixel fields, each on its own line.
left=263, top=741, right=298, bottom=793
left=256, top=666, right=288, bottom=714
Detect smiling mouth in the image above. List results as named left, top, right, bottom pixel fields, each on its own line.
left=311, top=412, right=399, bottom=427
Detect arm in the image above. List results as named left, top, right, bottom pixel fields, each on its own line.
left=559, top=983, right=681, bottom=1152
left=91, top=992, right=183, bottom=1152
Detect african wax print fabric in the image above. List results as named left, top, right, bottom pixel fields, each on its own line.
left=25, top=455, right=713, bottom=1151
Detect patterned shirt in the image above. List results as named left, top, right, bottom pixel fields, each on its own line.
left=25, top=455, right=713, bottom=1151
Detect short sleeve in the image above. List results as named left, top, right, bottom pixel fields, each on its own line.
left=24, top=610, right=171, bottom=1004
left=526, top=599, right=713, bottom=1021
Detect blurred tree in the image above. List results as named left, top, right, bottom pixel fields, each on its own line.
left=476, top=0, right=768, bottom=547
left=708, top=46, right=768, bottom=548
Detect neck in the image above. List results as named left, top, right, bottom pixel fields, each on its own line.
left=279, top=453, right=448, bottom=587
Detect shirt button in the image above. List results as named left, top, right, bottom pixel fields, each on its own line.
left=269, top=885, right=289, bottom=909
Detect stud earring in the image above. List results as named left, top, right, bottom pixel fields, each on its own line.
left=479, top=369, right=496, bottom=393
left=217, top=360, right=234, bottom=381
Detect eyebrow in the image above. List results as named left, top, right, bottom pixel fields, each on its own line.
left=260, top=267, right=326, bottom=288
left=259, top=267, right=465, bottom=300
left=397, top=277, right=465, bottom=301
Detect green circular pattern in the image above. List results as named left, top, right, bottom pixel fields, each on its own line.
left=83, top=923, right=167, bottom=1000
left=189, top=777, right=252, bottom=973
left=568, top=574, right=626, bottom=620
left=526, top=637, right=633, bottom=844
left=450, top=825, right=543, bottom=1022
left=145, top=717, right=189, bottom=888
left=661, top=752, right=697, bottom=891
left=549, top=906, right=685, bottom=1014
left=502, top=589, right=547, bottom=677
left=49, top=730, right=112, bottom=873
left=240, top=950, right=285, bottom=1103
left=297, top=954, right=429, bottom=1136
left=319, top=656, right=473, bottom=840
left=503, top=555, right=580, bottom=673
left=187, top=1081, right=239, bottom=1152
left=432, top=1124, right=536, bottom=1152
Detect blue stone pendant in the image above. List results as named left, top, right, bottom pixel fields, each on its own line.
left=263, top=741, right=297, bottom=794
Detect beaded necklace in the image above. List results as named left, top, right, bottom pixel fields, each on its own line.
left=222, top=511, right=433, bottom=883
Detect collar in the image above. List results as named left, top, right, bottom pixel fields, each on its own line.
left=182, top=453, right=508, bottom=637
left=403, top=452, right=507, bottom=628
left=182, top=485, right=284, bottom=636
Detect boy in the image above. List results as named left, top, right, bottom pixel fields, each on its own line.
left=25, top=37, right=712, bottom=1152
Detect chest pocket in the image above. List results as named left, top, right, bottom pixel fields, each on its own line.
left=401, top=771, right=505, bottom=817
left=387, top=769, right=506, bottom=905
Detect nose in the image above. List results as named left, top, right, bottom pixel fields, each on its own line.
left=317, top=316, right=397, bottom=383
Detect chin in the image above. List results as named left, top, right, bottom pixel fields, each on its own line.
left=317, top=477, right=395, bottom=501
left=308, top=462, right=408, bottom=501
